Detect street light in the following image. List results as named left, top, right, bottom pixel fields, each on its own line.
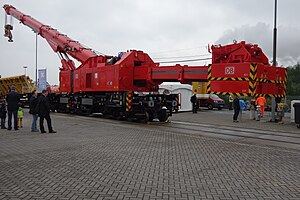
left=273, top=0, right=277, bottom=67
left=35, top=32, right=38, bottom=86
left=271, top=0, right=277, bottom=122
left=23, top=66, right=28, bottom=76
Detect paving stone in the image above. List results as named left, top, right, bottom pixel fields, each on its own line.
left=0, top=112, right=299, bottom=200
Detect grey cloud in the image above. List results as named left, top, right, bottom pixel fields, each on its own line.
left=216, top=23, right=300, bottom=66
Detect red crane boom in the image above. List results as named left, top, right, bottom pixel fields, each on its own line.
left=3, top=4, right=98, bottom=70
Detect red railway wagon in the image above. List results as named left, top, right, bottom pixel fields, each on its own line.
left=3, top=5, right=287, bottom=122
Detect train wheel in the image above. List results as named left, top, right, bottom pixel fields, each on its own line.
left=140, top=112, right=149, bottom=123
left=86, top=109, right=92, bottom=116
left=149, top=116, right=154, bottom=122
left=158, top=110, right=168, bottom=122
left=113, top=111, right=122, bottom=120
left=158, top=115, right=168, bottom=122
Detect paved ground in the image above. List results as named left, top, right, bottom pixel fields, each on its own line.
left=171, top=109, right=299, bottom=134
left=0, top=110, right=300, bottom=200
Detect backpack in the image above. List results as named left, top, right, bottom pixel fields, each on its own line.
left=239, top=100, right=246, bottom=111
left=190, top=95, right=196, bottom=103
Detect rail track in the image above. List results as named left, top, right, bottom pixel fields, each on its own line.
left=150, top=120, right=300, bottom=150
left=57, top=112, right=300, bottom=150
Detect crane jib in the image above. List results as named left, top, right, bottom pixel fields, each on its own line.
left=3, top=4, right=96, bottom=64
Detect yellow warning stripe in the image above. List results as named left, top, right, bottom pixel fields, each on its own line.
left=126, top=92, right=133, bottom=112
left=209, top=77, right=251, bottom=81
left=208, top=81, right=285, bottom=98
left=209, top=91, right=285, bottom=98
left=268, top=80, right=286, bottom=84
left=249, top=64, right=257, bottom=80
left=207, top=65, right=212, bottom=80
left=249, top=81, right=257, bottom=96
left=207, top=81, right=211, bottom=93
left=209, top=91, right=250, bottom=97
left=283, top=82, right=287, bottom=96
left=253, top=94, right=285, bottom=98
left=209, top=77, right=286, bottom=84
left=284, top=69, right=287, bottom=81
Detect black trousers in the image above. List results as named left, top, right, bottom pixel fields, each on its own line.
left=8, top=110, right=18, bottom=129
left=229, top=102, right=233, bottom=110
left=1, top=116, right=6, bottom=128
left=192, top=103, right=198, bottom=113
left=233, top=109, right=240, bottom=121
left=40, top=114, right=53, bottom=132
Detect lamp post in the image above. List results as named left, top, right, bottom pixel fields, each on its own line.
left=273, top=0, right=277, bottom=67
left=23, top=66, right=27, bottom=76
left=35, top=32, right=38, bottom=86
left=271, top=0, right=277, bottom=122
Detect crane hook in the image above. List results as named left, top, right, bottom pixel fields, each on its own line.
left=4, top=14, right=13, bottom=42
left=4, top=24, right=13, bottom=42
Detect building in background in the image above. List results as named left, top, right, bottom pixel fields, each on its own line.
left=159, top=84, right=192, bottom=112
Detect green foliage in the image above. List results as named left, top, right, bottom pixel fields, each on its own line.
left=286, top=63, right=300, bottom=96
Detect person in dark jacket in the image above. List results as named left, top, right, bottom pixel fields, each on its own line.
left=29, top=90, right=39, bottom=132
left=190, top=94, right=198, bottom=113
left=37, top=90, right=56, bottom=133
left=233, top=95, right=240, bottom=122
left=6, top=86, right=20, bottom=130
left=0, top=97, right=7, bottom=129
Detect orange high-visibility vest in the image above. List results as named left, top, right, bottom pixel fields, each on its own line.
left=255, top=97, right=266, bottom=106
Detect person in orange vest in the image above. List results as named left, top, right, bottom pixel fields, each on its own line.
left=255, top=96, right=266, bottom=117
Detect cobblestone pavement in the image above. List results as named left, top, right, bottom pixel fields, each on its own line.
left=171, top=109, right=299, bottom=134
left=0, top=111, right=300, bottom=200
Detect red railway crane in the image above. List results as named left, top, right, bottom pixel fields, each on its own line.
left=3, top=4, right=286, bottom=122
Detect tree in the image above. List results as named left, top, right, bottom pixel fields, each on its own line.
left=286, top=63, right=300, bottom=97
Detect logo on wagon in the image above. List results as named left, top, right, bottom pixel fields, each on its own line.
left=225, top=66, right=235, bottom=75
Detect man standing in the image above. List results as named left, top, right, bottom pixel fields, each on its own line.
left=0, top=97, right=7, bottom=129
left=233, top=95, right=240, bottom=122
left=37, top=90, right=56, bottom=133
left=6, top=86, right=20, bottom=130
left=255, top=96, right=266, bottom=118
left=29, top=90, right=39, bottom=132
left=190, top=94, right=198, bottom=114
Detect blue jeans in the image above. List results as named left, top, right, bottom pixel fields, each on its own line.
left=31, top=114, right=38, bottom=131
left=8, top=110, right=18, bottom=129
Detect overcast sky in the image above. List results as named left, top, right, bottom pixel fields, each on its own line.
left=1, top=0, right=299, bottom=84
